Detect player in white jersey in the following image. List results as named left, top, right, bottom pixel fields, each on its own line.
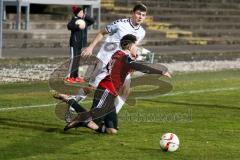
left=87, top=18, right=145, bottom=88
left=96, top=18, right=145, bottom=66
left=81, top=3, right=147, bottom=87
left=66, top=3, right=147, bottom=118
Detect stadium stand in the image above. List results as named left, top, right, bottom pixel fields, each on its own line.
left=103, top=0, right=240, bottom=45
left=2, top=0, right=240, bottom=59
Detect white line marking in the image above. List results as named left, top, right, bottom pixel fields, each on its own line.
left=0, top=103, right=56, bottom=112
left=0, top=87, right=239, bottom=112
left=161, top=87, right=240, bottom=97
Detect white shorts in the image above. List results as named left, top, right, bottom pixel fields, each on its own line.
left=96, top=41, right=120, bottom=65
left=89, top=59, right=108, bottom=88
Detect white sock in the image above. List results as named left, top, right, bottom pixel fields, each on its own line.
left=68, top=88, right=87, bottom=102
left=75, top=88, right=87, bottom=102
left=69, top=106, right=76, bottom=112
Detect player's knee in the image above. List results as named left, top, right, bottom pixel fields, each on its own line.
left=106, top=128, right=117, bottom=134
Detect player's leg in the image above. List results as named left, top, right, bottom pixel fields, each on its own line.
left=72, top=46, right=81, bottom=79
left=104, top=110, right=118, bottom=134
left=115, top=73, right=131, bottom=113
left=51, top=90, right=88, bottom=123
left=64, top=87, right=116, bottom=131
left=65, top=60, right=107, bottom=122
left=51, top=90, right=70, bottom=102
left=63, top=99, right=99, bottom=131
left=70, top=59, right=108, bottom=102
left=66, top=46, right=85, bottom=83
left=91, top=109, right=118, bottom=134
left=67, top=99, right=87, bottom=113
left=67, top=46, right=74, bottom=79
left=67, top=46, right=80, bottom=79
left=64, top=118, right=99, bottom=131
left=90, top=87, right=117, bottom=134
left=70, top=85, right=94, bottom=102
left=89, top=59, right=107, bottom=87
left=90, top=87, right=116, bottom=120
left=106, top=128, right=117, bottom=134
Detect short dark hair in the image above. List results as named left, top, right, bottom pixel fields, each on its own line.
left=120, top=34, right=137, bottom=50
left=133, top=3, right=147, bottom=12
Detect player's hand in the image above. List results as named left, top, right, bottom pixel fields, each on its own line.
left=81, top=46, right=93, bottom=57
left=163, top=71, right=172, bottom=78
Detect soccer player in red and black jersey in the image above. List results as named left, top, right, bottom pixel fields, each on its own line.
left=60, top=34, right=171, bottom=134
left=62, top=34, right=139, bottom=134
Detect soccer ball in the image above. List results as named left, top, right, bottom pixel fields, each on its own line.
left=75, top=19, right=86, bottom=29
left=75, top=19, right=85, bottom=25
left=160, top=133, right=180, bottom=152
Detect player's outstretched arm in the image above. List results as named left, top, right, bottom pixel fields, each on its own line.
left=128, top=60, right=171, bottom=77
left=81, top=29, right=109, bottom=57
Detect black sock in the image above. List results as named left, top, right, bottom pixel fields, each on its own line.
left=67, top=99, right=87, bottom=113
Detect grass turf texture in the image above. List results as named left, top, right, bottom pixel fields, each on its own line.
left=0, top=69, right=239, bottom=160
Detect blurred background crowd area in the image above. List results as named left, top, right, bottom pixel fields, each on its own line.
left=1, top=0, right=240, bottom=59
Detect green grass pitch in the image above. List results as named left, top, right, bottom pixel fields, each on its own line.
left=0, top=69, right=239, bottom=160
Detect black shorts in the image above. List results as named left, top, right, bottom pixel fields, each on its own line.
left=91, top=87, right=118, bottom=129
